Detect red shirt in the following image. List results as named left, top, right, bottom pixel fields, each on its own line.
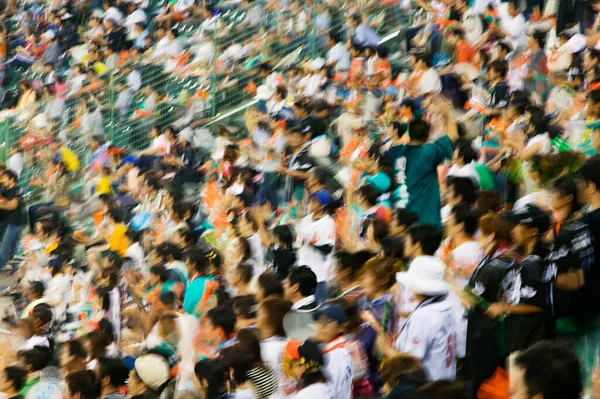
left=456, top=41, right=477, bottom=64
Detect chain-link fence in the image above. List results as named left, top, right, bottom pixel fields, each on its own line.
left=0, top=0, right=415, bottom=204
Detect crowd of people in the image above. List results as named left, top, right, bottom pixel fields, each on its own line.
left=2, top=0, right=600, bottom=396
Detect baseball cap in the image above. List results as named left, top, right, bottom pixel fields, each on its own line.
left=313, top=304, right=347, bottom=324
left=297, top=340, right=324, bottom=371
left=396, top=256, right=449, bottom=296
left=310, top=189, right=331, bottom=207
left=134, top=354, right=170, bottom=391
left=502, top=204, right=551, bottom=233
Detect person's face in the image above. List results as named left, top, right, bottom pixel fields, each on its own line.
left=127, top=371, right=144, bottom=396
left=360, top=271, right=379, bottom=298
left=308, top=198, right=323, bottom=214
left=445, top=212, right=463, bottom=238
left=286, top=132, right=304, bottom=149
left=0, top=371, right=13, bottom=394
left=527, top=35, right=537, bottom=50
left=446, top=184, right=461, bottom=207
left=149, top=272, right=160, bottom=285
left=584, top=52, right=597, bottom=72
left=508, top=2, right=518, bottom=16
left=511, top=224, right=535, bottom=247
left=403, top=234, right=420, bottom=259
left=314, top=317, right=341, bottom=343
left=550, top=188, right=572, bottom=211
left=59, top=345, right=72, bottom=368
left=173, top=232, right=185, bottom=249
left=333, top=261, right=349, bottom=285
left=256, top=307, right=270, bottom=336
left=509, top=364, right=532, bottom=399
left=389, top=218, right=406, bottom=237
left=203, top=318, right=223, bottom=343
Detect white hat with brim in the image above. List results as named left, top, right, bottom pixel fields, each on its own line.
left=134, top=354, right=170, bottom=391
left=396, top=256, right=449, bottom=296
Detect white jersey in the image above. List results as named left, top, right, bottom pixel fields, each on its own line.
left=323, top=338, right=354, bottom=399
left=296, top=213, right=336, bottom=282
left=260, top=336, right=289, bottom=396
left=395, top=297, right=457, bottom=382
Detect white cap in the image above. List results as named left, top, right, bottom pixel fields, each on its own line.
left=42, top=30, right=55, bottom=40
left=396, top=256, right=449, bottom=296
left=178, top=127, right=194, bottom=143
left=32, top=113, right=49, bottom=129
left=134, top=354, right=170, bottom=391
left=255, top=84, right=272, bottom=101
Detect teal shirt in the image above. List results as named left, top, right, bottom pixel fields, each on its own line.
left=386, top=135, right=454, bottom=228
left=183, top=275, right=215, bottom=315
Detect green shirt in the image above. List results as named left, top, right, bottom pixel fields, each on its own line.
left=20, top=377, right=40, bottom=397
left=386, top=135, right=454, bottom=228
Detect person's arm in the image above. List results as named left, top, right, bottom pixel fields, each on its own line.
left=0, top=197, right=19, bottom=210
left=554, top=270, right=585, bottom=292
left=486, top=302, right=543, bottom=317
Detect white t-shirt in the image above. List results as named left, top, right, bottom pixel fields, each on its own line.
left=248, top=232, right=266, bottom=277
left=525, top=133, right=551, bottom=155
left=395, top=299, right=457, bottom=382
left=104, top=7, right=124, bottom=25
left=323, top=340, right=353, bottom=399
left=293, top=383, right=333, bottom=399
left=124, top=9, right=146, bottom=31
left=500, top=13, right=526, bottom=51
left=297, top=213, right=336, bottom=282
left=260, top=336, right=288, bottom=396
left=419, top=68, right=442, bottom=95
left=125, top=242, right=145, bottom=271
left=44, top=273, right=72, bottom=321
left=151, top=134, right=172, bottom=156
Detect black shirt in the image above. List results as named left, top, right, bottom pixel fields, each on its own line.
left=283, top=144, right=314, bottom=202
left=488, top=80, right=509, bottom=109
left=579, top=209, right=600, bottom=316
left=1, top=185, right=26, bottom=226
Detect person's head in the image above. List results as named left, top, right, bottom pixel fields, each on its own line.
left=390, top=209, right=419, bottom=237
left=64, top=370, right=101, bottom=399
left=411, top=51, right=430, bottom=70
left=350, top=13, right=362, bottom=28
left=184, top=248, right=208, bottom=278
left=360, top=257, right=399, bottom=298
left=29, top=303, right=53, bottom=334
left=366, top=218, right=389, bottom=245
left=327, top=32, right=340, bottom=48
left=313, top=304, right=346, bottom=343
left=333, top=250, right=373, bottom=286
left=257, top=298, right=292, bottom=338
left=527, top=32, right=545, bottom=50
left=149, top=265, right=169, bottom=286
left=418, top=380, right=467, bottom=399
left=231, top=295, right=257, bottom=324
left=407, top=118, right=431, bottom=143
left=446, top=176, right=478, bottom=207
left=448, top=29, right=465, bottom=46
left=194, top=358, right=228, bottom=398
left=584, top=49, right=600, bottom=73
left=579, top=154, right=600, bottom=204
left=273, top=225, right=294, bottom=249
left=236, top=213, right=258, bottom=238
left=129, top=354, right=170, bottom=396
left=256, top=272, right=284, bottom=302
left=1, top=169, right=18, bottom=188
left=219, top=345, right=254, bottom=386
left=284, top=266, right=317, bottom=302
left=106, top=207, right=123, bottom=225
left=26, top=280, right=45, bottom=301
left=380, top=355, right=422, bottom=396
left=18, top=346, right=52, bottom=373
left=478, top=214, right=513, bottom=252
left=550, top=175, right=581, bottom=215
left=89, top=135, right=104, bottom=151
left=355, top=185, right=378, bottom=209
left=288, top=339, right=325, bottom=385
left=173, top=227, right=195, bottom=249
left=446, top=203, right=479, bottom=239
left=505, top=205, right=551, bottom=250
left=404, top=224, right=443, bottom=258
left=308, top=189, right=331, bottom=215
left=453, top=141, right=478, bottom=167
left=511, top=341, right=581, bottom=399
left=204, top=305, right=237, bottom=344
left=507, top=0, right=520, bottom=16
left=0, top=366, right=26, bottom=395
left=232, top=263, right=254, bottom=289
left=97, top=356, right=129, bottom=393
left=286, top=125, right=312, bottom=150
left=60, top=339, right=87, bottom=370
left=496, top=41, right=512, bottom=60
left=488, top=60, right=508, bottom=81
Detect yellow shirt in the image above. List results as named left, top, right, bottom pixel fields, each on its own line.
left=96, top=176, right=112, bottom=195
left=109, top=224, right=128, bottom=257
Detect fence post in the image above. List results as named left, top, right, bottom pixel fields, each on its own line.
left=0, top=118, right=8, bottom=163
left=108, top=68, right=116, bottom=144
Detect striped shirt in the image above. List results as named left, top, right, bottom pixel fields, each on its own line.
left=247, top=365, right=278, bottom=399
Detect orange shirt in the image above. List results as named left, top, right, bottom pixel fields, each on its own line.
left=456, top=41, right=477, bottom=65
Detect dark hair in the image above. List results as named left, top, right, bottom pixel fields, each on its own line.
left=159, top=243, right=182, bottom=262
left=175, top=228, right=195, bottom=246
left=357, top=185, right=379, bottom=207
left=450, top=204, right=479, bottom=236
left=553, top=175, right=581, bottom=213
left=65, top=339, right=87, bottom=360
left=450, top=28, right=465, bottom=39
left=171, top=202, right=188, bottom=221
left=236, top=328, right=263, bottom=365
left=488, top=60, right=508, bottom=78
left=394, top=209, right=419, bottom=230
left=588, top=48, right=600, bottom=65
left=336, top=250, right=374, bottom=280
left=328, top=32, right=340, bottom=43
left=514, top=341, right=581, bottom=399
left=408, top=118, right=431, bottom=142
left=406, top=224, right=443, bottom=256
left=194, top=359, right=228, bottom=399
left=287, top=266, right=318, bottom=297
left=236, top=238, right=252, bottom=263
left=456, top=141, right=477, bottom=164
left=207, top=305, right=237, bottom=337
left=580, top=154, right=600, bottom=191
left=125, top=228, right=140, bottom=243
left=106, top=207, right=123, bottom=224
left=273, top=225, right=294, bottom=248
left=149, top=265, right=170, bottom=283
left=258, top=272, right=284, bottom=299
left=235, top=263, right=254, bottom=284
left=2, top=169, right=18, bottom=183
left=418, top=380, right=467, bottom=399
left=220, top=345, right=254, bottom=385
left=66, top=370, right=101, bottom=399
left=160, top=291, right=177, bottom=307
left=28, top=281, right=45, bottom=297
left=381, top=236, right=405, bottom=260
left=95, top=287, right=112, bottom=312
left=447, top=176, right=477, bottom=204
left=4, top=366, right=27, bottom=392
left=412, top=51, right=430, bottom=67
left=260, top=298, right=292, bottom=336
left=391, top=121, right=408, bottom=139
left=98, top=356, right=129, bottom=389
left=231, top=294, right=257, bottom=320
left=31, top=303, right=53, bottom=326
left=19, top=346, right=52, bottom=371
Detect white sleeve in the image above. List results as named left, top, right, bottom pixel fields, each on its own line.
left=325, top=351, right=353, bottom=399
left=310, top=219, right=335, bottom=247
